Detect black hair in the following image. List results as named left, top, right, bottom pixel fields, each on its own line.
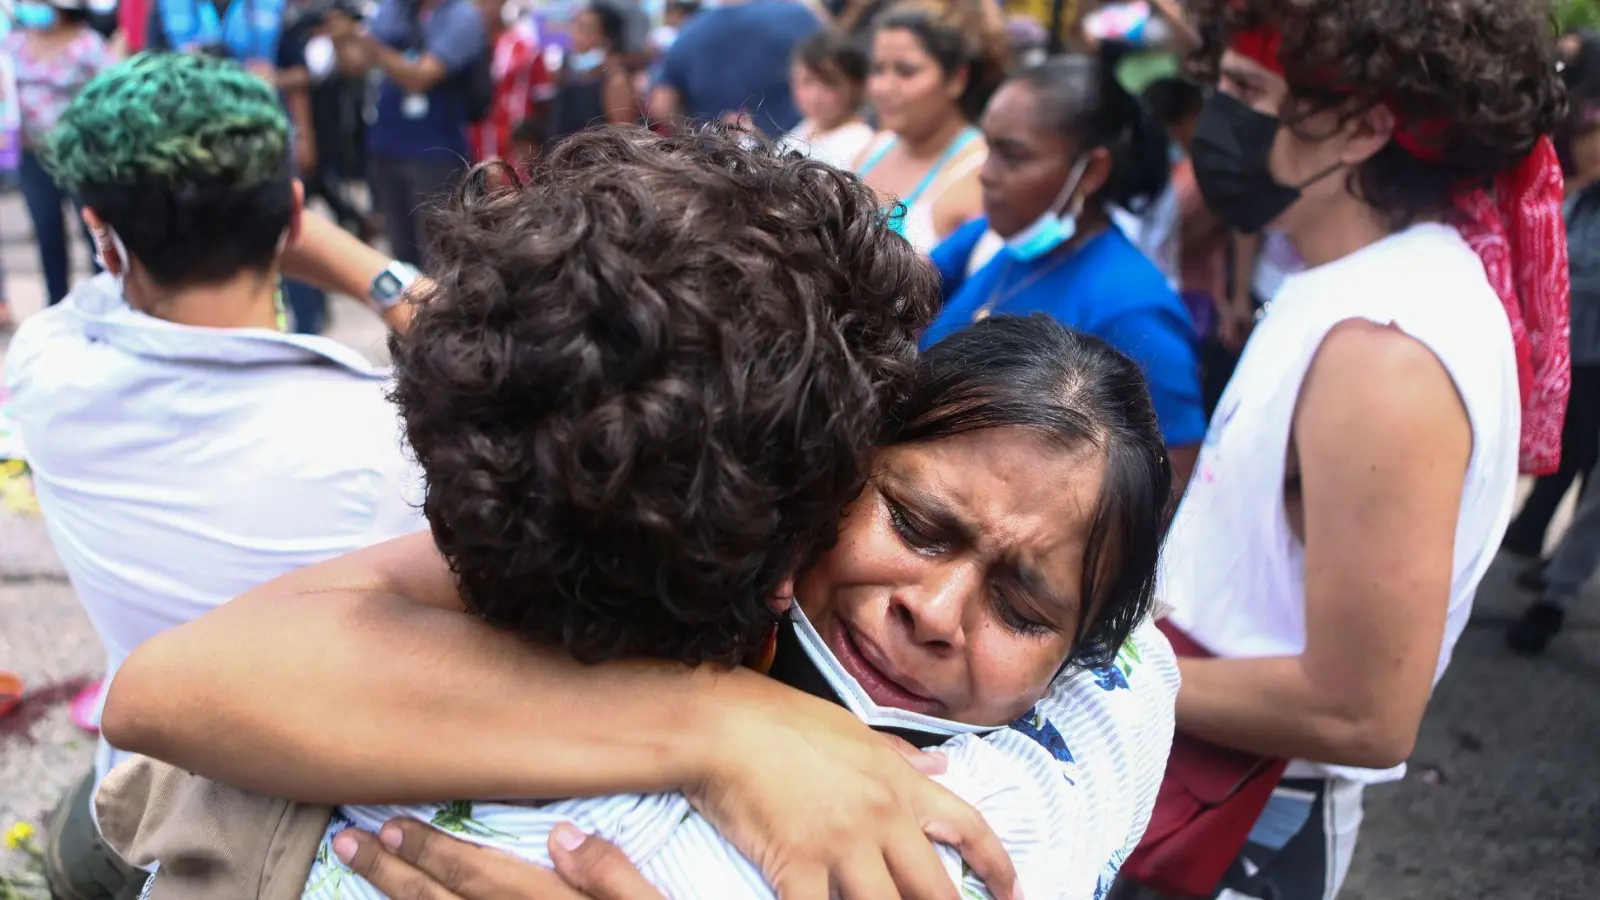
left=893, top=314, right=1171, bottom=671
left=1565, top=30, right=1600, bottom=106
left=1013, top=47, right=1171, bottom=214
left=665, top=0, right=700, bottom=17
left=795, top=28, right=869, bottom=88
left=56, top=5, right=94, bottom=24
left=1142, top=76, right=1203, bottom=130
left=394, top=126, right=934, bottom=666
left=511, top=113, right=549, bottom=149
left=873, top=3, right=1008, bottom=122
left=585, top=1, right=627, bottom=49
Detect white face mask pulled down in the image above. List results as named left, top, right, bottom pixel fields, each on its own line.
left=1002, top=155, right=1090, bottom=263
left=784, top=606, right=1002, bottom=741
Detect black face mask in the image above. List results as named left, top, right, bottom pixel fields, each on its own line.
left=1192, top=91, right=1320, bottom=235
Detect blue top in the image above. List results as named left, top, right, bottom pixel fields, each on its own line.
left=148, top=0, right=302, bottom=172
left=660, top=0, right=820, bottom=137
left=925, top=218, right=1207, bottom=447
left=365, top=0, right=486, bottom=162
left=149, top=0, right=286, bottom=63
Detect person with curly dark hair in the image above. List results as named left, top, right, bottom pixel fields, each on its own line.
left=390, top=126, right=931, bottom=666
left=97, top=127, right=1182, bottom=900
left=1117, top=2, right=1572, bottom=898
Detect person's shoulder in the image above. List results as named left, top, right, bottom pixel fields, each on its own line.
left=673, top=5, right=730, bottom=43
left=936, top=623, right=1181, bottom=896
left=708, top=0, right=811, bottom=33
left=927, top=216, right=990, bottom=288
left=1305, top=317, right=1478, bottom=414
left=59, top=27, right=103, bottom=59
left=1038, top=619, right=1179, bottom=735
left=760, top=0, right=824, bottom=30
left=1042, top=619, right=1180, bottom=856
left=5, top=304, right=89, bottom=392
left=436, top=0, right=486, bottom=31
left=953, top=130, right=988, bottom=161
left=1077, top=229, right=1182, bottom=310
left=933, top=730, right=1090, bottom=897
left=509, top=23, right=541, bottom=54
left=1104, top=223, right=1172, bottom=270
left=241, top=369, right=412, bottom=496
left=1291, top=224, right=1509, bottom=342
left=1295, top=223, right=1486, bottom=300
left=945, top=215, right=991, bottom=251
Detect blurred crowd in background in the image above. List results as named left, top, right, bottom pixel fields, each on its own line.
left=8, top=0, right=1600, bottom=649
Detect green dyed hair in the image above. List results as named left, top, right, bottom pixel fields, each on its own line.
left=47, top=52, right=290, bottom=193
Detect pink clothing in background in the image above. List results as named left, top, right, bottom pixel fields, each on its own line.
left=120, top=0, right=152, bottom=51
left=2, top=28, right=113, bottom=149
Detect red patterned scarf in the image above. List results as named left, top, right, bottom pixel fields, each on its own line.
left=1233, top=26, right=1572, bottom=474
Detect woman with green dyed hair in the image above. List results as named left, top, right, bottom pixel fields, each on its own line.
left=29, top=51, right=314, bottom=900
left=47, top=50, right=302, bottom=302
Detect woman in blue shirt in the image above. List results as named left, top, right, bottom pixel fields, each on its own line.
left=925, top=51, right=1205, bottom=484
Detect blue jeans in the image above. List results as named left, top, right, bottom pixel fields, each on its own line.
left=283, top=278, right=327, bottom=335
left=18, top=150, right=98, bottom=305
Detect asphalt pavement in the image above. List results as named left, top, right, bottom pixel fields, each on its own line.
left=1, top=189, right=1597, bottom=899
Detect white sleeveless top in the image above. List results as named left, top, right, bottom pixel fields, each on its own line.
left=1160, top=223, right=1521, bottom=785
left=855, top=130, right=986, bottom=255
left=296, top=616, right=1182, bottom=900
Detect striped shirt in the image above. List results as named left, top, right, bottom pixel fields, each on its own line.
left=302, top=616, right=1178, bottom=900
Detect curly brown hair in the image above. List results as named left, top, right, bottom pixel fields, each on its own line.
left=1186, top=0, right=1567, bottom=228
left=389, top=126, right=935, bottom=666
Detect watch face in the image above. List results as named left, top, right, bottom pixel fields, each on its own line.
left=374, top=272, right=403, bottom=299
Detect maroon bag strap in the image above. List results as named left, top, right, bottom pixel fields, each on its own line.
left=1155, top=618, right=1211, bottom=658
left=1121, top=619, right=1290, bottom=896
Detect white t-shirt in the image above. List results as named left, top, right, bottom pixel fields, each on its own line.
left=778, top=119, right=875, bottom=172
left=302, top=615, right=1181, bottom=900
left=5, top=275, right=426, bottom=797
left=1252, top=229, right=1302, bottom=303
left=1161, top=223, right=1520, bottom=784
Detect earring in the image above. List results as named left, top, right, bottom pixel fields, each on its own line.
left=93, top=232, right=114, bottom=270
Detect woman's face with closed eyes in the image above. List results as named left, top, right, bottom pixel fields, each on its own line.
left=795, top=427, right=1105, bottom=726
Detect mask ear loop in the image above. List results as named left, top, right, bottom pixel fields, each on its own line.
left=1276, top=102, right=1364, bottom=193
left=1049, top=155, right=1094, bottom=220
left=93, top=228, right=131, bottom=283
left=1290, top=159, right=1345, bottom=192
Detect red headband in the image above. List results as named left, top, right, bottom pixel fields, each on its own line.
left=1228, top=26, right=1446, bottom=162
left=1226, top=24, right=1572, bottom=475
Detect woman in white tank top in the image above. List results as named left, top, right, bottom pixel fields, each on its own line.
left=852, top=3, right=1005, bottom=253
left=1119, top=4, right=1571, bottom=899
